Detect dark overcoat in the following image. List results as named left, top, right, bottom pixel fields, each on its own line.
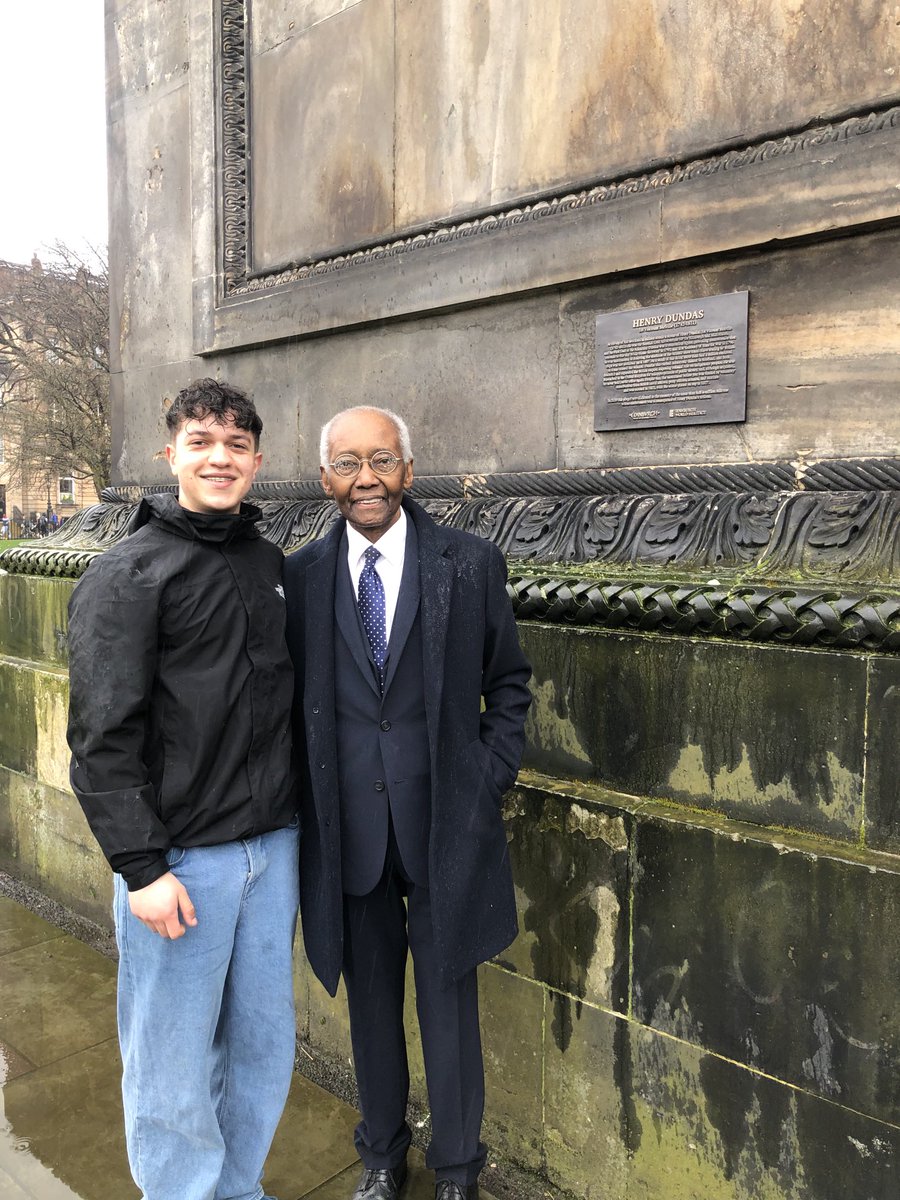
left=283, top=497, right=532, bottom=995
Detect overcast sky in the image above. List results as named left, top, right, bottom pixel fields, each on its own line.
left=0, top=1, right=108, bottom=265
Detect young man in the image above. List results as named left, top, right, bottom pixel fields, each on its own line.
left=284, top=406, right=532, bottom=1200
left=67, top=378, right=298, bottom=1200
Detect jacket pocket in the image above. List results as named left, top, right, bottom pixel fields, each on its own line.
left=467, top=738, right=502, bottom=801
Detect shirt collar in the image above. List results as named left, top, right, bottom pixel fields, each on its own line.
left=346, top=506, right=407, bottom=568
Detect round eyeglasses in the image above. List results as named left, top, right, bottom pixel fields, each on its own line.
left=329, top=452, right=403, bottom=478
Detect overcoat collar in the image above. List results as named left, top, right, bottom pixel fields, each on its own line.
left=404, top=498, right=454, bottom=751
left=303, top=519, right=342, bottom=715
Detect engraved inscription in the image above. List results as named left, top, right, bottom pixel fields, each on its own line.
left=594, top=292, right=749, bottom=432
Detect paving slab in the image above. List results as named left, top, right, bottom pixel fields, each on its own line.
left=0, top=896, right=497, bottom=1199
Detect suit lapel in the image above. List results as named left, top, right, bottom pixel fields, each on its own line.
left=303, top=529, right=338, bottom=766
left=411, top=502, right=453, bottom=752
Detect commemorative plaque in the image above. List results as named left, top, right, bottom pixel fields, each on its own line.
left=594, top=291, right=749, bottom=432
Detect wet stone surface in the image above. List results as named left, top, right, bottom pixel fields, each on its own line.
left=632, top=817, right=900, bottom=1124
left=479, top=965, right=544, bottom=1172
left=0, top=895, right=498, bottom=1200
left=519, top=625, right=867, bottom=842
left=863, top=655, right=900, bottom=853
left=501, top=785, right=631, bottom=1021
left=544, top=1000, right=900, bottom=1200
left=0, top=576, right=72, bottom=669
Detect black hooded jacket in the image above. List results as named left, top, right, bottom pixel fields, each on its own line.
left=67, top=493, right=296, bottom=890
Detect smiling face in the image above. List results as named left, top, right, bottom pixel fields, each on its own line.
left=321, top=409, right=414, bottom=542
left=165, top=411, right=262, bottom=514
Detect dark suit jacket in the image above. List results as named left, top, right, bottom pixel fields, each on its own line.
left=283, top=497, right=532, bottom=995
left=332, top=516, right=431, bottom=893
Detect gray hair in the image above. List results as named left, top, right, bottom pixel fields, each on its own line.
left=319, top=406, right=413, bottom=468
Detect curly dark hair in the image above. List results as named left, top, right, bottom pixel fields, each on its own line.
left=165, top=378, right=263, bottom=444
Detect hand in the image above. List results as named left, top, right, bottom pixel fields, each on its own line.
left=128, top=871, right=198, bottom=939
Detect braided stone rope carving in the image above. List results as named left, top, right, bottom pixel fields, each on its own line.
left=508, top=576, right=900, bottom=651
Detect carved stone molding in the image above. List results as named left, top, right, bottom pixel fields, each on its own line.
left=215, top=0, right=900, bottom=302
left=4, top=457, right=898, bottom=579
left=221, top=0, right=249, bottom=294
left=3, top=457, right=897, bottom=650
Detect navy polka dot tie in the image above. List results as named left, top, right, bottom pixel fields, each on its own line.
left=358, top=545, right=387, bottom=690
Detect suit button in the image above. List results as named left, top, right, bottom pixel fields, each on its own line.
left=312, top=705, right=319, bottom=714
left=374, top=780, right=385, bottom=792
left=319, top=762, right=326, bottom=770
left=380, top=720, right=391, bottom=731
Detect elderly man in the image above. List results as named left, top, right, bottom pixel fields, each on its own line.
left=284, top=407, right=531, bottom=1200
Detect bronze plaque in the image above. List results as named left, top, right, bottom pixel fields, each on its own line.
left=594, top=291, right=749, bottom=432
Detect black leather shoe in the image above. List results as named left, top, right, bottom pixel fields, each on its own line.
left=351, top=1161, right=408, bottom=1200
left=434, top=1181, right=479, bottom=1200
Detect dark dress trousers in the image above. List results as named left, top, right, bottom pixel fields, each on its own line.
left=283, top=497, right=532, bottom=1183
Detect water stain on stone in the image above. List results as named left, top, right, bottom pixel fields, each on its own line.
left=699, top=1052, right=789, bottom=1181
left=612, top=1015, right=642, bottom=1156
left=507, top=789, right=630, bottom=1054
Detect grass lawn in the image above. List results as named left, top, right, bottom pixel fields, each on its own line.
left=0, top=540, right=23, bottom=552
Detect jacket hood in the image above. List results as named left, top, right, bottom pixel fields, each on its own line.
left=131, top=491, right=262, bottom=544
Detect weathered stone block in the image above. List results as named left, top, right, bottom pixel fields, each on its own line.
left=558, top=228, right=900, bottom=469
left=519, top=625, right=866, bottom=841
left=0, top=660, right=38, bottom=776
left=293, top=293, right=560, bottom=476
left=863, top=655, right=900, bottom=853
left=542, top=997, right=628, bottom=1199
left=107, top=0, right=190, bottom=112
left=0, top=655, right=74, bottom=794
left=303, top=948, right=353, bottom=1068
left=501, top=786, right=630, bottom=1011
left=544, top=999, right=900, bottom=1200
left=394, top=0, right=900, bottom=229
left=108, top=87, right=194, bottom=379
left=479, top=964, right=544, bottom=1171
left=0, top=767, right=111, bottom=928
left=0, top=576, right=73, bottom=668
left=33, top=669, right=71, bottom=795
left=632, top=816, right=900, bottom=1124
left=250, top=0, right=395, bottom=269
left=252, top=0, right=365, bottom=53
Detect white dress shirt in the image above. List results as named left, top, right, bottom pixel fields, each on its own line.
left=346, top=508, right=407, bottom=642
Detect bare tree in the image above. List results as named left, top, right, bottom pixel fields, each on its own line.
left=0, top=243, right=110, bottom=498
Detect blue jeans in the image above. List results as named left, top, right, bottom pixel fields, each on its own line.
left=113, top=822, right=300, bottom=1200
